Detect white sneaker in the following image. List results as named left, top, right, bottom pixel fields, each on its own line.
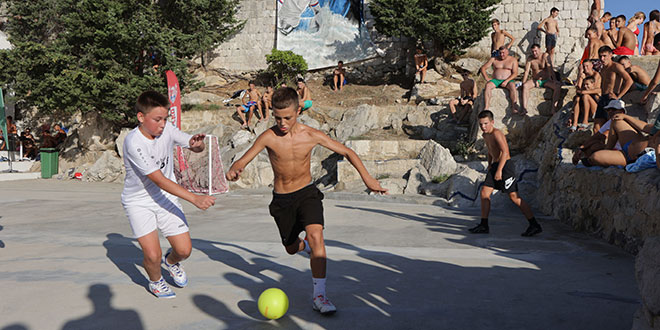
left=149, top=278, right=176, bottom=299
left=163, top=252, right=188, bottom=287
left=312, top=294, right=337, bottom=315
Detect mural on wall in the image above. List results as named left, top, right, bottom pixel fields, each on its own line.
left=276, top=0, right=380, bottom=69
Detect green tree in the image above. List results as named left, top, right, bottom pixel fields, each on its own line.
left=369, top=0, right=500, bottom=57
left=0, top=0, right=244, bottom=123
left=264, top=49, right=308, bottom=88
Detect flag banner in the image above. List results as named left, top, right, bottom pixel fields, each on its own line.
left=0, top=87, right=7, bottom=146
left=166, top=70, right=187, bottom=171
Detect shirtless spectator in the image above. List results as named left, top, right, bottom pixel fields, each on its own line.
left=53, top=124, right=67, bottom=146
left=20, top=128, right=37, bottom=159
left=490, top=19, right=515, bottom=57
left=641, top=34, right=660, bottom=106
left=626, top=12, right=645, bottom=55
left=607, top=17, right=618, bottom=45
left=480, top=47, right=521, bottom=114
left=538, top=8, right=560, bottom=67
left=571, top=76, right=601, bottom=132
left=40, top=124, right=57, bottom=149
left=617, top=56, right=651, bottom=92
left=611, top=15, right=637, bottom=56
left=593, top=46, right=633, bottom=132
left=448, top=71, right=477, bottom=124
left=641, top=10, right=660, bottom=56
left=586, top=100, right=649, bottom=167
left=598, top=12, right=615, bottom=48
left=584, top=27, right=604, bottom=61
left=5, top=116, right=18, bottom=152
left=333, top=61, right=346, bottom=91
left=611, top=111, right=660, bottom=169
left=414, top=48, right=428, bottom=84
left=520, top=44, right=561, bottom=114
left=297, top=78, right=313, bottom=113
left=261, top=86, right=274, bottom=120
left=235, top=81, right=262, bottom=129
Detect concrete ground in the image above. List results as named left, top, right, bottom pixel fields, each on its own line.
left=0, top=180, right=639, bottom=330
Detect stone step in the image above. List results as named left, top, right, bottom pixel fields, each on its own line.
left=337, top=159, right=420, bottom=183
left=345, top=140, right=427, bottom=160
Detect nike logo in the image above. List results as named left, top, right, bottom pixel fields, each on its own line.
left=505, top=177, right=515, bottom=189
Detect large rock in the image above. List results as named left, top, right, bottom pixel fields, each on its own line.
left=345, top=140, right=427, bottom=161
left=337, top=159, right=420, bottom=183
left=182, top=91, right=222, bottom=105
left=333, top=105, right=405, bottom=142
left=404, top=164, right=431, bottom=195
left=230, top=130, right=253, bottom=148
left=630, top=56, right=660, bottom=81
left=410, top=81, right=460, bottom=104
left=115, top=128, right=131, bottom=158
left=77, top=112, right=117, bottom=152
left=83, top=150, right=124, bottom=183
left=452, top=58, right=483, bottom=73
left=423, top=69, right=443, bottom=83
left=634, top=236, right=660, bottom=330
left=419, top=140, right=457, bottom=178
left=445, top=164, right=486, bottom=208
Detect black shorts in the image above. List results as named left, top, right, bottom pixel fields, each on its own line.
left=594, top=95, right=613, bottom=120
left=483, top=161, right=518, bottom=193
left=269, top=184, right=324, bottom=246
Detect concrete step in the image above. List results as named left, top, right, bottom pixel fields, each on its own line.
left=345, top=140, right=427, bottom=160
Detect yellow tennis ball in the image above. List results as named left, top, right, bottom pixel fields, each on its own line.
left=258, top=288, right=289, bottom=320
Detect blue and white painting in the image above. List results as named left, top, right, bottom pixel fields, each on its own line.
left=276, top=0, right=379, bottom=69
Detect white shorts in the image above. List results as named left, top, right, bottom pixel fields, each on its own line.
left=123, top=199, right=189, bottom=239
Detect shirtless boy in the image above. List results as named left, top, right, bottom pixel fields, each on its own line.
left=235, top=81, right=263, bottom=128
left=262, top=86, right=274, bottom=121
left=469, top=110, right=541, bottom=237
left=297, top=78, right=313, bottom=112
left=617, top=56, right=651, bottom=91
left=333, top=61, right=346, bottom=91
left=593, top=46, right=633, bottom=132
left=538, top=8, right=560, bottom=67
left=641, top=35, right=660, bottom=105
left=521, top=44, right=561, bottom=114
left=611, top=15, right=637, bottom=56
left=585, top=27, right=604, bottom=60
left=414, top=48, right=428, bottom=83
left=607, top=17, right=618, bottom=45
left=480, top=47, right=521, bottom=114
left=448, top=71, right=477, bottom=123
left=587, top=100, right=649, bottom=167
left=569, top=60, right=601, bottom=131
left=491, top=19, right=515, bottom=57
left=611, top=110, right=660, bottom=169
left=599, top=12, right=616, bottom=48
left=226, top=87, right=387, bottom=314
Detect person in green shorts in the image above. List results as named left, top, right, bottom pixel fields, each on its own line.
left=297, top=78, right=313, bottom=113
left=521, top=44, right=561, bottom=114
left=480, top=46, right=521, bottom=114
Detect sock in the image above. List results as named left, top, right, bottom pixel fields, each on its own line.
left=303, top=239, right=311, bottom=254
left=480, top=218, right=489, bottom=227
left=150, top=276, right=163, bottom=284
left=527, top=217, right=539, bottom=227
left=313, top=277, right=326, bottom=298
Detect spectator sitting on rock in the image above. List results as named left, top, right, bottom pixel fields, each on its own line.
left=607, top=111, right=660, bottom=169
left=414, top=48, right=428, bottom=84
left=606, top=17, right=618, bottom=45
left=448, top=71, right=477, bottom=124
left=616, top=56, right=651, bottom=92
left=235, top=80, right=261, bottom=129
left=333, top=61, right=346, bottom=92
left=641, top=34, right=660, bottom=106
left=480, top=46, right=521, bottom=114
left=297, top=78, right=312, bottom=113
left=20, top=128, right=37, bottom=159
left=520, top=44, right=561, bottom=114
left=593, top=46, right=633, bottom=132
left=585, top=100, right=649, bottom=167
left=53, top=124, right=67, bottom=146
left=490, top=19, right=515, bottom=57
left=261, top=85, right=273, bottom=119
left=571, top=76, right=601, bottom=132
left=40, top=124, right=57, bottom=149
left=568, top=60, right=601, bottom=130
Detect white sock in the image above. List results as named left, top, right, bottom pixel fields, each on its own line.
left=313, top=277, right=326, bottom=298
left=303, top=239, right=311, bottom=254
left=150, top=276, right=163, bottom=284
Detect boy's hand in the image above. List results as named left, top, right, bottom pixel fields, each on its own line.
left=193, top=194, right=216, bottom=210
left=611, top=113, right=626, bottom=121
left=225, top=168, right=243, bottom=181
left=365, top=177, right=388, bottom=195
left=495, top=171, right=503, bottom=181
left=189, top=134, right=206, bottom=149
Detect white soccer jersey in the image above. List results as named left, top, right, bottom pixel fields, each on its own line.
left=121, top=122, right=191, bottom=207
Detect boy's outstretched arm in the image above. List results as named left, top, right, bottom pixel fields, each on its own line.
left=226, top=132, right=268, bottom=181
left=147, top=171, right=215, bottom=210
left=314, top=130, right=388, bottom=194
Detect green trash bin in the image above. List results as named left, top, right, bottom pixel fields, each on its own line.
left=40, top=148, right=59, bottom=179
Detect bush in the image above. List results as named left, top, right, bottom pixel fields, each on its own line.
left=265, top=49, right=308, bottom=87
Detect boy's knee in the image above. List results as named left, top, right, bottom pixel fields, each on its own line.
left=172, top=246, right=191, bottom=260
left=144, top=250, right=162, bottom=265
left=284, top=243, right=299, bottom=255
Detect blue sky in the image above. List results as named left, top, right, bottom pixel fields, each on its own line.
left=605, top=0, right=659, bottom=45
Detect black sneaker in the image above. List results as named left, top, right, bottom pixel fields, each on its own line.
left=468, top=224, right=489, bottom=234
left=521, top=224, right=542, bottom=237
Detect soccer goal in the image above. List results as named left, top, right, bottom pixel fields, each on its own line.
left=174, top=135, right=229, bottom=195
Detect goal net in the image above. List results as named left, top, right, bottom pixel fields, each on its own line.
left=174, top=135, right=229, bottom=195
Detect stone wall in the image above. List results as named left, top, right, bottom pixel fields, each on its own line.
left=468, top=0, right=597, bottom=70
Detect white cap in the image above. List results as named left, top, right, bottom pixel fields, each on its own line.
left=604, top=99, right=625, bottom=112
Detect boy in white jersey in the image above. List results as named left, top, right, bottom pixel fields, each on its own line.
left=122, top=91, right=215, bottom=298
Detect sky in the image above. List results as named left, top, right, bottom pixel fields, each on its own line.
left=604, top=0, right=659, bottom=46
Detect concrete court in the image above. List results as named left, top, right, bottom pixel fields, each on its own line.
left=0, top=179, right=639, bottom=330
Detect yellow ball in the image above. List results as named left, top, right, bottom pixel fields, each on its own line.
left=258, top=288, right=289, bottom=320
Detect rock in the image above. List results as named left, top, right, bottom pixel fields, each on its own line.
left=410, top=81, right=460, bottom=104
left=333, top=105, right=404, bottom=142
left=629, top=56, right=660, bottom=81
left=299, top=114, right=321, bottom=130
left=252, top=120, right=270, bottom=137
left=424, top=69, right=443, bottom=83
left=337, top=159, right=419, bottom=183
left=77, top=112, right=117, bottom=152
left=635, top=236, right=660, bottom=328
left=83, top=150, right=124, bottom=183
left=645, top=92, right=660, bottom=124
left=404, top=164, right=431, bottom=195
left=452, top=58, right=483, bottom=73
left=345, top=140, right=426, bottom=160
left=201, top=75, right=227, bottom=87
left=115, top=128, right=131, bottom=158
left=230, top=130, right=253, bottom=148
left=405, top=106, right=436, bottom=127
left=419, top=140, right=457, bottom=178
left=433, top=58, right=454, bottom=76
left=182, top=91, right=222, bottom=105
left=445, top=165, right=485, bottom=207
left=379, top=178, right=407, bottom=195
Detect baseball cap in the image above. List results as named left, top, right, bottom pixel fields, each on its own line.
left=604, top=99, right=625, bottom=112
